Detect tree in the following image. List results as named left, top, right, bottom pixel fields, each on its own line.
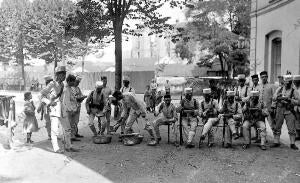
left=65, top=0, right=110, bottom=72
left=29, top=0, right=81, bottom=71
left=73, top=0, right=184, bottom=90
left=175, top=0, right=251, bottom=78
left=0, top=0, right=34, bottom=89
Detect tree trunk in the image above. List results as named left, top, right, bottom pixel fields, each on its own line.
left=114, top=25, right=123, bottom=90
left=218, top=54, right=224, bottom=78
left=82, top=39, right=89, bottom=73
left=17, top=33, right=26, bottom=90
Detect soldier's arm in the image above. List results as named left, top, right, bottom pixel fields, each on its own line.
left=85, top=92, right=93, bottom=113
left=213, top=99, right=219, bottom=114
left=242, top=87, right=251, bottom=102
left=271, top=87, right=280, bottom=108
left=234, top=103, right=243, bottom=119
left=292, top=89, right=300, bottom=106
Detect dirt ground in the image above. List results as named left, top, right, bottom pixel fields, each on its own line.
left=1, top=91, right=300, bottom=183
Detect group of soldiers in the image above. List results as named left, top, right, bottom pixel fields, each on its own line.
left=37, top=66, right=299, bottom=154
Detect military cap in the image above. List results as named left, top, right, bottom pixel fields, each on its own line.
left=55, top=66, right=66, bottom=73
left=293, top=75, right=300, bottom=81
left=184, top=88, right=193, bottom=94
left=283, top=75, right=293, bottom=82
left=44, top=75, right=53, bottom=81
left=226, top=91, right=235, bottom=96
left=251, top=74, right=259, bottom=79
left=237, top=74, right=246, bottom=80
left=250, top=90, right=259, bottom=97
left=259, top=71, right=268, bottom=76
left=203, top=88, right=211, bottom=94
left=95, top=81, right=103, bottom=87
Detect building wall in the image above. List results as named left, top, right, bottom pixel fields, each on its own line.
left=250, top=0, right=300, bottom=82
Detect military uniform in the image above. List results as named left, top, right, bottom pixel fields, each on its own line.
left=121, top=93, right=147, bottom=134
left=219, top=91, right=243, bottom=146
left=145, top=97, right=178, bottom=144
left=234, top=76, right=250, bottom=107
left=42, top=75, right=53, bottom=139
left=86, top=81, right=107, bottom=136
left=71, top=75, right=84, bottom=137
left=272, top=75, right=300, bottom=148
left=39, top=66, right=73, bottom=153
left=199, top=88, right=219, bottom=145
left=293, top=75, right=300, bottom=139
left=179, top=88, right=199, bottom=147
left=242, top=91, right=268, bottom=149
left=259, top=75, right=277, bottom=133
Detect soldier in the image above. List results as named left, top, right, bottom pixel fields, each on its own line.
left=259, top=71, right=277, bottom=137
left=219, top=91, right=243, bottom=148
left=209, top=79, right=221, bottom=101
left=39, top=66, right=79, bottom=153
left=271, top=75, right=299, bottom=150
left=72, top=75, right=86, bottom=138
left=251, top=74, right=260, bottom=91
left=145, top=94, right=177, bottom=146
left=177, top=88, right=199, bottom=148
left=293, top=75, right=300, bottom=140
left=199, top=88, right=219, bottom=147
left=39, top=75, right=53, bottom=140
left=235, top=74, right=250, bottom=106
left=64, top=74, right=81, bottom=142
left=121, top=76, right=135, bottom=94
left=250, top=74, right=261, bottom=142
left=101, top=76, right=112, bottom=135
left=86, top=81, right=107, bottom=136
left=242, top=91, right=268, bottom=150
left=111, top=90, right=147, bottom=134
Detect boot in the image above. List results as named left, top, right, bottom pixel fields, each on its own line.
left=290, top=144, right=299, bottom=150
left=89, top=125, right=98, bottom=137
left=147, top=139, right=158, bottom=146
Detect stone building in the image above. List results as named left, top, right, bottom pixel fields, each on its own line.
left=250, top=0, right=300, bottom=83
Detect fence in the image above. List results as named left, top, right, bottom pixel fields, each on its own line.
left=79, top=71, right=155, bottom=94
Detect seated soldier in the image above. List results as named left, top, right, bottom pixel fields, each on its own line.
left=242, top=91, right=268, bottom=150
left=199, top=88, right=219, bottom=147
left=219, top=91, right=243, bottom=148
left=177, top=88, right=199, bottom=148
left=85, top=81, right=107, bottom=136
left=145, top=94, right=178, bottom=146
left=111, top=90, right=147, bottom=134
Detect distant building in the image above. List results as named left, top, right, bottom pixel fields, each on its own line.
left=250, top=0, right=300, bottom=83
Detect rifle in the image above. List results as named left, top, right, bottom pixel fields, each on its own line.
left=179, top=92, right=183, bottom=145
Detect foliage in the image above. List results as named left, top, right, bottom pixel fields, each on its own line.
left=70, top=0, right=185, bottom=89
left=175, top=0, right=251, bottom=78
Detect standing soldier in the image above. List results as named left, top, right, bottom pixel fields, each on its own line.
left=111, top=91, right=147, bottom=134
left=271, top=75, right=299, bottom=150
left=235, top=74, right=250, bottom=107
left=145, top=94, right=177, bottom=146
left=72, top=75, right=86, bottom=138
left=251, top=74, right=260, bottom=91
left=37, top=75, right=53, bottom=140
left=219, top=91, right=243, bottom=148
left=259, top=71, right=277, bottom=138
left=199, top=88, right=219, bottom=147
left=177, top=88, right=199, bottom=148
left=86, top=81, right=107, bottom=136
left=242, top=91, right=268, bottom=150
left=39, top=66, right=79, bottom=153
left=293, top=75, right=300, bottom=140
left=121, top=76, right=135, bottom=94
left=101, top=76, right=112, bottom=135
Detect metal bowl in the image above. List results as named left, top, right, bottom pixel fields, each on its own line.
left=93, top=135, right=112, bottom=144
